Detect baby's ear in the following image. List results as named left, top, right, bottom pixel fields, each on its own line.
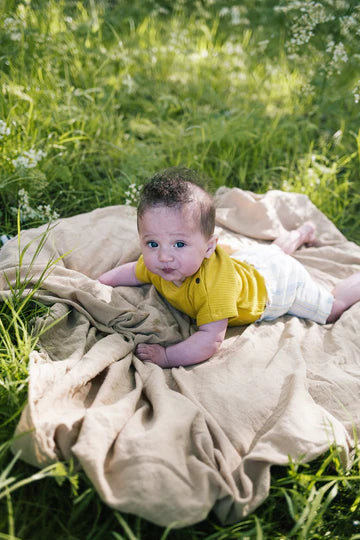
left=204, top=234, right=218, bottom=258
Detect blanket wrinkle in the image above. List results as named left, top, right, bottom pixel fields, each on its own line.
left=1, top=188, right=360, bottom=528
left=214, top=188, right=346, bottom=245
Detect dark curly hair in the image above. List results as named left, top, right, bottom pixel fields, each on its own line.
left=137, top=167, right=215, bottom=239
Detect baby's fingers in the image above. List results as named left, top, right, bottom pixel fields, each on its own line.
left=135, top=343, right=168, bottom=367
left=136, top=343, right=152, bottom=360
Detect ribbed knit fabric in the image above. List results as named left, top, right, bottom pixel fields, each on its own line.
left=135, top=245, right=267, bottom=326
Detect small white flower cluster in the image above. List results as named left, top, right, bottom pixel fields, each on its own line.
left=0, top=120, right=10, bottom=139
left=353, top=80, right=360, bottom=104
left=339, top=12, right=360, bottom=37
left=122, top=73, right=136, bottom=94
left=282, top=153, right=337, bottom=193
left=326, top=41, right=348, bottom=74
left=276, top=1, right=335, bottom=53
left=219, top=6, right=248, bottom=26
left=4, top=16, right=22, bottom=41
left=275, top=0, right=359, bottom=77
left=12, top=148, right=46, bottom=169
left=124, top=183, right=142, bottom=206
left=11, top=188, right=59, bottom=223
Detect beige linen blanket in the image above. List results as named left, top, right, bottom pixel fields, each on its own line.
left=1, top=188, right=360, bottom=527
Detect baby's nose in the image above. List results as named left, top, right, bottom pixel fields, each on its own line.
left=158, top=248, right=173, bottom=262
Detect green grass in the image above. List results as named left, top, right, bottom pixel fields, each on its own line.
left=1, top=0, right=360, bottom=537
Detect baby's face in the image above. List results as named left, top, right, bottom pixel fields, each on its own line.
left=138, top=204, right=216, bottom=286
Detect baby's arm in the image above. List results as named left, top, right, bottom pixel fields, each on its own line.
left=98, top=261, right=142, bottom=287
left=136, top=318, right=228, bottom=368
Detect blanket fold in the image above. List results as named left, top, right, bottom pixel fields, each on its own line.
left=1, top=188, right=359, bottom=528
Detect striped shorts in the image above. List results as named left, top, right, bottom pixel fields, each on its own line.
left=231, top=244, right=334, bottom=324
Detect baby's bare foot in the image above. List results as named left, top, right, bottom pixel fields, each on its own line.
left=327, top=271, right=360, bottom=322
left=273, top=222, right=316, bottom=255
left=297, top=222, right=316, bottom=245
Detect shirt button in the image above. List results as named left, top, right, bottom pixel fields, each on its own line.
left=196, top=278, right=200, bottom=284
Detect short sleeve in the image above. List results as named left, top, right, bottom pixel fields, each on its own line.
left=135, top=255, right=151, bottom=283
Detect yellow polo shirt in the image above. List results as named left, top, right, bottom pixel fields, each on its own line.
left=135, top=246, right=267, bottom=327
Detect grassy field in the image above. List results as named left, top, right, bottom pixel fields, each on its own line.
left=1, top=0, right=360, bottom=538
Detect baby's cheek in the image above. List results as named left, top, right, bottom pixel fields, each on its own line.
left=143, top=254, right=153, bottom=268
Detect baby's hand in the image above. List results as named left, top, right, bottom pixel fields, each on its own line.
left=135, top=343, right=169, bottom=368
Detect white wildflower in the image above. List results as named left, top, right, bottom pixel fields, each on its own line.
left=12, top=148, right=46, bottom=169
left=219, top=7, right=230, bottom=17
left=230, top=6, right=241, bottom=25
left=332, top=41, right=348, bottom=64
left=12, top=155, right=31, bottom=168
left=36, top=204, right=60, bottom=220
left=278, top=0, right=336, bottom=54
left=340, top=14, right=357, bottom=36
left=10, top=32, right=21, bottom=41
left=219, top=6, right=242, bottom=25
left=327, top=41, right=348, bottom=74
left=224, top=41, right=244, bottom=57
left=124, top=183, right=142, bottom=206
left=189, top=49, right=209, bottom=62
left=307, top=168, right=321, bottom=186
left=281, top=179, right=291, bottom=191
left=326, top=40, right=335, bottom=53
left=4, top=15, right=22, bottom=40
left=123, top=74, right=136, bottom=94
left=0, top=120, right=10, bottom=139
left=352, top=80, right=360, bottom=104
left=4, top=17, right=17, bottom=30
left=11, top=188, right=59, bottom=223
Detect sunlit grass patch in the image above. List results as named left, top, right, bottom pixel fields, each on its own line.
left=1, top=0, right=359, bottom=238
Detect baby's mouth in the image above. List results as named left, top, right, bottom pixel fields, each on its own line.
left=162, top=267, right=175, bottom=273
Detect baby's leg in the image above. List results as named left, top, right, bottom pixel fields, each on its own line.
left=273, top=222, right=316, bottom=255
left=327, top=272, right=360, bottom=322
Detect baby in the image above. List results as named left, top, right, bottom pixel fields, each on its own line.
left=98, top=167, right=360, bottom=368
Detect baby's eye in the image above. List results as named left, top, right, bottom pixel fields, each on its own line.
left=175, top=241, right=185, bottom=248
left=147, top=241, right=158, bottom=248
